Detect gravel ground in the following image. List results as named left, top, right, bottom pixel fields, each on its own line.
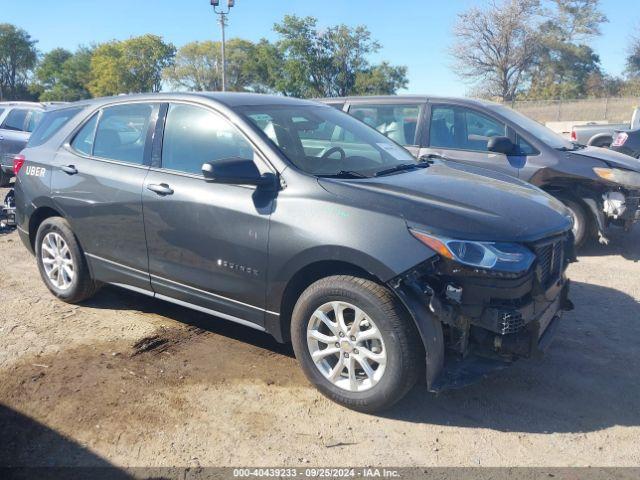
left=0, top=185, right=639, bottom=468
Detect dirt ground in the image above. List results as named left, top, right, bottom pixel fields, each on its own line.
left=1, top=185, right=639, bottom=468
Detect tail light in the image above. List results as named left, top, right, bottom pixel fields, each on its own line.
left=612, top=132, right=628, bottom=148
left=13, top=154, right=25, bottom=175
left=570, top=130, right=577, bottom=141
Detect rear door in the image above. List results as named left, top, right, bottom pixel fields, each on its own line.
left=346, top=101, right=424, bottom=157
left=51, top=102, right=158, bottom=290
left=142, top=102, right=273, bottom=328
left=420, top=104, right=522, bottom=177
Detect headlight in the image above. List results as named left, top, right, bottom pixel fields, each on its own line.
left=593, top=167, right=640, bottom=189
left=410, top=229, right=535, bottom=273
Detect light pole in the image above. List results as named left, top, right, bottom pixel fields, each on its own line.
left=210, top=0, right=235, bottom=92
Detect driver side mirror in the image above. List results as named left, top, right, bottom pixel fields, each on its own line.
left=202, top=158, right=277, bottom=188
left=487, top=136, right=516, bottom=155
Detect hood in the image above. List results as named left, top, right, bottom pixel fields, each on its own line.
left=569, top=146, right=640, bottom=171
left=319, top=163, right=572, bottom=243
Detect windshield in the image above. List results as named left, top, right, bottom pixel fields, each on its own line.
left=236, top=104, right=417, bottom=177
left=489, top=104, right=575, bottom=150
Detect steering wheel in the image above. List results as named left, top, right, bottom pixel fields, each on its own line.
left=321, top=146, right=346, bottom=161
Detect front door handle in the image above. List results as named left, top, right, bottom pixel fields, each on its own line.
left=61, top=165, right=78, bottom=175
left=147, top=183, right=174, bottom=196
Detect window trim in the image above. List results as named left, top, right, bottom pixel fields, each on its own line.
left=345, top=102, right=425, bottom=147
left=66, top=102, right=159, bottom=168
left=154, top=101, right=272, bottom=180
left=427, top=103, right=509, bottom=154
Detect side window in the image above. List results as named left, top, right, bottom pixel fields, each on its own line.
left=25, top=110, right=44, bottom=133
left=1, top=109, right=29, bottom=131
left=429, top=106, right=456, bottom=148
left=161, top=104, right=255, bottom=175
left=93, top=104, right=154, bottom=165
left=349, top=104, right=420, bottom=146
left=464, top=110, right=506, bottom=151
left=516, top=135, right=537, bottom=155
left=71, top=113, right=99, bottom=155
left=429, top=105, right=506, bottom=152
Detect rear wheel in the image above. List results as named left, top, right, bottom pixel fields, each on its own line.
left=291, top=275, right=422, bottom=413
left=35, top=217, right=99, bottom=303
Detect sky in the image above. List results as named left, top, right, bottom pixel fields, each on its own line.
left=1, top=0, right=637, bottom=96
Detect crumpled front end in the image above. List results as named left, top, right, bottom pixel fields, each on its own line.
left=390, top=232, right=575, bottom=392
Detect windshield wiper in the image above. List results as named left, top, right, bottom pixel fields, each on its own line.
left=318, top=170, right=368, bottom=179
left=374, top=163, right=428, bottom=177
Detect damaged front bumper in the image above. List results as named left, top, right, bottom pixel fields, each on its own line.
left=390, top=233, right=574, bottom=392
left=583, top=188, right=640, bottom=243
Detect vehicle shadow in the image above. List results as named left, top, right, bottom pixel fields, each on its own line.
left=0, top=403, right=132, bottom=477
left=384, top=280, right=640, bottom=433
left=84, top=279, right=640, bottom=434
left=578, top=227, right=640, bottom=261
left=83, top=286, right=295, bottom=358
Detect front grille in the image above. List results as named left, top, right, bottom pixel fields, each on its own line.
left=533, top=238, right=565, bottom=288
left=497, top=310, right=525, bottom=335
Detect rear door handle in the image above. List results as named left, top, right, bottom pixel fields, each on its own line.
left=61, top=165, right=78, bottom=175
left=147, top=183, right=174, bottom=196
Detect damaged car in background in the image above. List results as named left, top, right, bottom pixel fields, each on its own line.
left=16, top=93, right=575, bottom=411
left=321, top=96, right=640, bottom=247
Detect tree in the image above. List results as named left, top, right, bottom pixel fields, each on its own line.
left=354, top=62, right=408, bottom=95
left=36, top=47, right=92, bottom=101
left=0, top=24, right=38, bottom=101
left=120, top=34, right=175, bottom=93
left=164, top=39, right=260, bottom=92
left=627, top=30, right=640, bottom=78
left=525, top=0, right=608, bottom=99
left=89, top=35, right=175, bottom=97
left=272, top=15, right=407, bottom=97
left=450, top=0, right=541, bottom=101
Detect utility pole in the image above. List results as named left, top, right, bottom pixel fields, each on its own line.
left=210, top=0, right=235, bottom=92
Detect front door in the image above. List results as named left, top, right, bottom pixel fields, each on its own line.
left=420, top=104, right=522, bottom=177
left=142, top=103, right=274, bottom=328
left=51, top=102, right=158, bottom=290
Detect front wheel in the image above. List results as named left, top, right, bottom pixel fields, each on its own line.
left=291, top=275, right=422, bottom=413
left=560, top=197, right=591, bottom=248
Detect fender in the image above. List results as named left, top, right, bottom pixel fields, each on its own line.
left=388, top=265, right=445, bottom=390
left=266, top=245, right=405, bottom=313
left=588, top=133, right=613, bottom=147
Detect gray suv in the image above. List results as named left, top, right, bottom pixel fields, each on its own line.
left=15, top=93, right=574, bottom=412
left=321, top=96, right=640, bottom=247
left=0, top=102, right=48, bottom=186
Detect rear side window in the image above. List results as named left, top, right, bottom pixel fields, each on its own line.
left=1, top=109, right=28, bottom=131
left=93, top=104, right=154, bottom=165
left=348, top=104, right=421, bottom=146
left=28, top=107, right=84, bottom=147
left=71, top=113, right=99, bottom=155
left=161, top=104, right=255, bottom=175
left=25, top=110, right=44, bottom=133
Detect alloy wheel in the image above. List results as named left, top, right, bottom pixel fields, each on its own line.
left=306, top=301, right=387, bottom=392
left=41, top=232, right=75, bottom=290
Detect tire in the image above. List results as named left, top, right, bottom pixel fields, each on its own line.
left=35, top=217, right=99, bottom=303
left=291, top=275, right=422, bottom=413
left=0, top=170, right=12, bottom=188
left=559, top=197, right=590, bottom=248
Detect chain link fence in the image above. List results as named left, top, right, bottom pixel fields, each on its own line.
left=505, top=97, right=640, bottom=123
